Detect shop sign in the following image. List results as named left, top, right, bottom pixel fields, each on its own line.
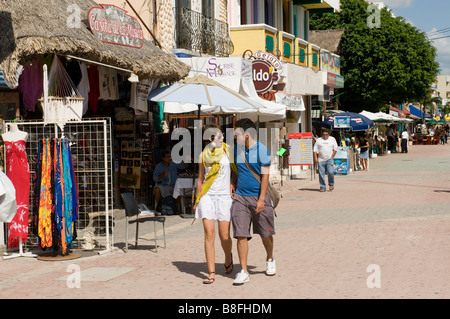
left=320, top=50, right=341, bottom=74
left=336, top=74, right=344, bottom=88
left=88, top=4, right=144, bottom=48
left=288, top=133, right=313, bottom=166
left=275, top=92, right=305, bottom=111
left=327, top=72, right=336, bottom=86
left=389, top=110, right=399, bottom=117
left=250, top=51, right=282, bottom=94
left=205, top=57, right=239, bottom=78
left=320, top=85, right=330, bottom=102
left=333, top=116, right=351, bottom=128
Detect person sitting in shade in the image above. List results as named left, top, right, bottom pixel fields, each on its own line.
left=153, top=150, right=188, bottom=213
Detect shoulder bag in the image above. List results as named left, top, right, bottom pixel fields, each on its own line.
left=240, top=150, right=281, bottom=210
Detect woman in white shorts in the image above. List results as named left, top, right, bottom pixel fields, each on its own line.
left=194, top=124, right=237, bottom=284
left=359, top=135, right=369, bottom=171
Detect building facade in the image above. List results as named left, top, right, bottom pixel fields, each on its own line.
left=98, top=0, right=344, bottom=179
left=227, top=0, right=342, bottom=178
left=435, top=75, right=450, bottom=107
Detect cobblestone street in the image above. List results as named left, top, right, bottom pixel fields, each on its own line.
left=1, top=143, right=449, bottom=300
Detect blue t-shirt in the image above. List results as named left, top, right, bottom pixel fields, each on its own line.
left=153, top=161, right=187, bottom=187
left=235, top=141, right=271, bottom=196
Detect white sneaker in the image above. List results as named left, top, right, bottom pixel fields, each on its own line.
left=233, top=270, right=250, bottom=285
left=266, top=258, right=276, bottom=276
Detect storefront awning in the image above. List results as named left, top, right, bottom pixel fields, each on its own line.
left=409, top=105, right=429, bottom=118
left=0, top=0, right=190, bottom=89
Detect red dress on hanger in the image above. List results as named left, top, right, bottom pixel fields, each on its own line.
left=5, top=140, right=30, bottom=247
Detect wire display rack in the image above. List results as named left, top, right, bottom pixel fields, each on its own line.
left=2, top=118, right=114, bottom=253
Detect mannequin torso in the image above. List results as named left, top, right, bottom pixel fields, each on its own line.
left=2, top=124, right=28, bottom=142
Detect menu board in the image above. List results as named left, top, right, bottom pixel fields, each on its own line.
left=288, top=133, right=313, bottom=166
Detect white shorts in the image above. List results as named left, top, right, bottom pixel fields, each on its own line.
left=195, top=193, right=233, bottom=222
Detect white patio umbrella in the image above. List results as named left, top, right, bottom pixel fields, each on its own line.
left=148, top=74, right=270, bottom=218
left=360, top=110, right=412, bottom=123
left=375, top=112, right=413, bottom=123
left=149, top=74, right=286, bottom=121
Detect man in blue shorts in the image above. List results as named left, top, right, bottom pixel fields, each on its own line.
left=231, top=118, right=276, bottom=285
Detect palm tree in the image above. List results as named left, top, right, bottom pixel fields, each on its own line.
left=421, top=96, right=441, bottom=122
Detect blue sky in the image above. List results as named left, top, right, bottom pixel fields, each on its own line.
left=381, top=0, right=450, bottom=75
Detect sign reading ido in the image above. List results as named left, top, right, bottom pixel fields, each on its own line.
left=252, top=51, right=281, bottom=94
left=89, top=5, right=144, bottom=48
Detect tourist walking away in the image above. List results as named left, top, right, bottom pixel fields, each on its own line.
left=387, top=125, right=395, bottom=152
left=232, top=118, right=276, bottom=286
left=439, top=126, right=446, bottom=145
left=358, top=135, right=369, bottom=171
left=194, top=124, right=237, bottom=284
left=313, top=129, right=338, bottom=191
left=401, top=129, right=409, bottom=153
left=444, top=125, right=449, bottom=144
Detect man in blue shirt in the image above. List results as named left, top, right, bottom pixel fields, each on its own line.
left=231, top=118, right=276, bottom=285
left=153, top=150, right=187, bottom=212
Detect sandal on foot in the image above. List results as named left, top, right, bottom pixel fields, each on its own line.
left=320, top=189, right=325, bottom=192
left=224, top=253, right=233, bottom=274
left=329, top=186, right=334, bottom=191
left=203, top=272, right=215, bottom=284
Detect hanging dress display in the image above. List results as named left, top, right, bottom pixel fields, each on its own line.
left=34, top=137, right=78, bottom=254
left=5, top=139, right=31, bottom=248
left=38, top=139, right=53, bottom=248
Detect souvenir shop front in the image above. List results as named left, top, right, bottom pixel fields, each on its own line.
left=0, top=0, right=189, bottom=258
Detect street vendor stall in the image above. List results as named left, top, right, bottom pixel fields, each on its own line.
left=0, top=0, right=190, bottom=257
left=321, top=111, right=374, bottom=174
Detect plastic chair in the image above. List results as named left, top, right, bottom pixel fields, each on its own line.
left=121, top=193, right=166, bottom=252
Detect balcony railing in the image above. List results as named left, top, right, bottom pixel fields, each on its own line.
left=174, top=7, right=234, bottom=57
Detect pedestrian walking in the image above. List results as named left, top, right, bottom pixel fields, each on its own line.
left=231, top=118, right=276, bottom=286
left=193, top=124, right=237, bottom=284
left=358, top=135, right=369, bottom=171
left=439, top=126, right=446, bottom=145
left=387, top=125, right=395, bottom=152
left=401, top=130, right=409, bottom=153
left=444, top=125, right=449, bottom=144
left=313, top=129, right=338, bottom=192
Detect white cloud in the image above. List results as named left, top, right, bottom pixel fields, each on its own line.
left=428, top=28, right=450, bottom=75
left=403, top=18, right=415, bottom=27
left=381, top=0, right=414, bottom=8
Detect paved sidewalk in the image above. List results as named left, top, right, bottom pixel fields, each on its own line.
left=1, top=143, right=449, bottom=299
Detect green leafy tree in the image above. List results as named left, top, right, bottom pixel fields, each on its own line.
left=310, top=0, right=440, bottom=113
left=439, top=103, right=450, bottom=117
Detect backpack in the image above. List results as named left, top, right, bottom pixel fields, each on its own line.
left=161, top=196, right=176, bottom=215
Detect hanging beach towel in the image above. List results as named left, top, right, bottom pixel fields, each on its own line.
left=0, top=170, right=17, bottom=223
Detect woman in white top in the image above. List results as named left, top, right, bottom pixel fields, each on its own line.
left=194, top=124, right=237, bottom=284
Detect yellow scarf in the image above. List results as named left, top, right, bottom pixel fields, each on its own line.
left=194, top=142, right=237, bottom=206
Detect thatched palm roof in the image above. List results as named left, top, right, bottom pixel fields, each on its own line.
left=0, top=0, right=190, bottom=88
left=309, top=29, right=345, bottom=53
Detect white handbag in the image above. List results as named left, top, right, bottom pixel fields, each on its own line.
left=0, top=170, right=17, bottom=223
